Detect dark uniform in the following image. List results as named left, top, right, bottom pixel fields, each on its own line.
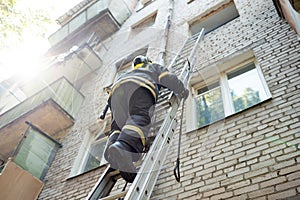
left=104, top=56, right=188, bottom=183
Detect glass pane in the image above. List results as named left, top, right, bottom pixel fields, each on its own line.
left=227, top=63, right=267, bottom=112
left=83, top=139, right=106, bottom=172
left=14, top=128, right=58, bottom=180
left=190, top=2, right=239, bottom=35
left=196, top=85, right=224, bottom=128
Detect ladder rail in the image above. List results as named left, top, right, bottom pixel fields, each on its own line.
left=85, top=29, right=205, bottom=200
left=125, top=29, right=205, bottom=200
left=125, top=96, right=179, bottom=200
left=180, top=29, right=205, bottom=87
left=86, top=167, right=118, bottom=200
left=167, top=37, right=190, bottom=70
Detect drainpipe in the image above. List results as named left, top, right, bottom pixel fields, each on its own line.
left=156, top=0, right=174, bottom=66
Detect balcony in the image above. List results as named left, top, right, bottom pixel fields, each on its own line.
left=0, top=159, right=44, bottom=200
left=48, top=0, right=132, bottom=54
left=0, top=77, right=84, bottom=162
left=0, top=123, right=62, bottom=199
left=38, top=43, right=103, bottom=90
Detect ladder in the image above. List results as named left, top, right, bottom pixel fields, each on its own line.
left=86, top=29, right=205, bottom=200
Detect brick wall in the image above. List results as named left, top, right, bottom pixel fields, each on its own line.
left=152, top=0, right=300, bottom=199
left=38, top=0, right=300, bottom=199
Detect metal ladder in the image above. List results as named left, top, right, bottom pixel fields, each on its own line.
left=86, top=29, right=205, bottom=200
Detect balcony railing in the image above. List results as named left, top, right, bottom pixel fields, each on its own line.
left=0, top=77, right=84, bottom=162
left=0, top=77, right=84, bottom=130
left=48, top=0, right=131, bottom=49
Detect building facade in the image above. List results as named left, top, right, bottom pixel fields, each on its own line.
left=0, top=0, right=299, bottom=199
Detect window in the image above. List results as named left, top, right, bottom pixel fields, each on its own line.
left=79, top=122, right=111, bottom=174
left=187, top=0, right=195, bottom=4
left=136, top=0, right=156, bottom=10
left=103, top=48, right=148, bottom=92
left=131, top=11, right=157, bottom=35
left=189, top=1, right=239, bottom=35
left=69, top=121, right=110, bottom=177
left=195, top=82, right=225, bottom=127
left=115, top=61, right=132, bottom=80
left=0, top=81, right=27, bottom=114
left=227, top=63, right=268, bottom=113
left=81, top=137, right=107, bottom=173
left=189, top=57, right=271, bottom=130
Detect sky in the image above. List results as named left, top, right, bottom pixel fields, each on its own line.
left=0, top=0, right=83, bottom=81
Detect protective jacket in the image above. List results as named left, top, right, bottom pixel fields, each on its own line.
left=109, top=63, right=187, bottom=102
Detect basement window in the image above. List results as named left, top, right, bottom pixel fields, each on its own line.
left=189, top=0, right=239, bottom=35
left=187, top=54, right=271, bottom=130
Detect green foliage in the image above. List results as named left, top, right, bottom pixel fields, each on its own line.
left=196, top=88, right=225, bottom=128
left=231, top=87, right=261, bottom=112
left=196, top=87, right=261, bottom=128
left=0, top=0, right=52, bottom=49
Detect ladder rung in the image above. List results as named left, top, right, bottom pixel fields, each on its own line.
left=108, top=170, right=120, bottom=177
left=99, top=190, right=128, bottom=200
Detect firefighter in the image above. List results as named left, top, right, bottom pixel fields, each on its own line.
left=104, top=55, right=189, bottom=183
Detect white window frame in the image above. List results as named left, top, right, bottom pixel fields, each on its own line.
left=80, top=136, right=107, bottom=173
left=193, top=81, right=225, bottom=128
left=187, top=56, right=271, bottom=131
left=69, top=125, right=109, bottom=178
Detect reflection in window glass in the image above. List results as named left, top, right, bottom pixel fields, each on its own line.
left=83, top=138, right=106, bottom=173
left=196, top=83, right=225, bottom=128
left=227, top=63, right=267, bottom=112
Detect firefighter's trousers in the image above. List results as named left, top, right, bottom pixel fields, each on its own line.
left=104, top=83, right=155, bottom=161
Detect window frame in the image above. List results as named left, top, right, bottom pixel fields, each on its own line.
left=80, top=136, right=107, bottom=173
left=187, top=0, right=195, bottom=4
left=187, top=57, right=271, bottom=131
left=130, top=10, right=157, bottom=35
left=136, top=0, right=156, bottom=11
left=69, top=123, right=110, bottom=178
left=194, top=81, right=225, bottom=128
left=189, top=1, right=240, bottom=35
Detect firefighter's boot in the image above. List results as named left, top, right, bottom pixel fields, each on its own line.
left=108, top=141, right=137, bottom=183
left=104, top=131, right=119, bottom=167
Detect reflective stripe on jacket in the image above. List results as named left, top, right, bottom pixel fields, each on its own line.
left=109, top=63, right=186, bottom=101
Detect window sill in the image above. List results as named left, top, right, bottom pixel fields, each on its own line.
left=186, top=97, right=272, bottom=134
left=136, top=0, right=156, bottom=12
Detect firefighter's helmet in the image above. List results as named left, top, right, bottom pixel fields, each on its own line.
left=132, top=55, right=152, bottom=69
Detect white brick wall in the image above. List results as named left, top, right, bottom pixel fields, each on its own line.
left=38, top=0, right=300, bottom=199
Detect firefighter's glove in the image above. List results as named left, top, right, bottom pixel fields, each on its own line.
left=179, top=88, right=189, bottom=100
